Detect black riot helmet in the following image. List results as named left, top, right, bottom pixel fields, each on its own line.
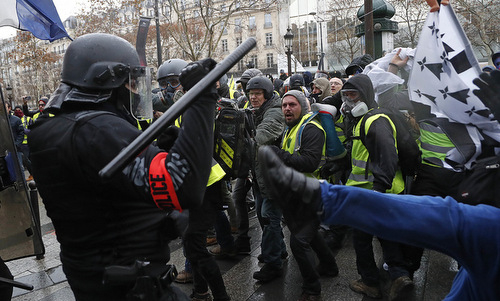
left=61, top=33, right=141, bottom=90
left=246, top=76, right=274, bottom=100
left=157, top=59, right=188, bottom=81
left=237, top=68, right=262, bottom=91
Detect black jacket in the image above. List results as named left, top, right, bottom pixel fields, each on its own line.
left=346, top=74, right=398, bottom=192
left=275, top=124, right=324, bottom=174
left=28, top=103, right=173, bottom=277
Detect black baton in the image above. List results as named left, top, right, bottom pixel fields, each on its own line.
left=99, top=37, right=257, bottom=179
left=0, top=277, right=34, bottom=291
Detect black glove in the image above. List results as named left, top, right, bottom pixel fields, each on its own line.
left=156, top=125, right=181, bottom=152
left=319, top=155, right=350, bottom=179
left=473, top=70, right=500, bottom=120
left=179, top=58, right=218, bottom=93
left=268, top=145, right=281, bottom=155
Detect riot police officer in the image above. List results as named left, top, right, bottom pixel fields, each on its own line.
left=28, top=33, right=218, bottom=301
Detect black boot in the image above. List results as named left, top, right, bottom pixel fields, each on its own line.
left=258, top=146, right=323, bottom=215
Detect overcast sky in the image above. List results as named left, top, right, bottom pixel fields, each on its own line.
left=0, top=0, right=85, bottom=39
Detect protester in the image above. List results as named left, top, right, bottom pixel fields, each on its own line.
left=246, top=76, right=287, bottom=283
left=269, top=90, right=339, bottom=301
left=329, top=77, right=343, bottom=95
left=258, top=145, right=500, bottom=301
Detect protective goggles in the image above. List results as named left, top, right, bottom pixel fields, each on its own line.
left=341, top=89, right=360, bottom=100
left=158, top=76, right=181, bottom=89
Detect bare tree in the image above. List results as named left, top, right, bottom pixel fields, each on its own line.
left=159, top=0, right=279, bottom=62
left=453, top=0, right=500, bottom=61
left=391, top=0, right=428, bottom=48
left=9, top=31, right=61, bottom=99
left=74, top=0, right=144, bottom=44
left=326, top=0, right=364, bottom=71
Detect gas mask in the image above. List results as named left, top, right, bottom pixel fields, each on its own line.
left=157, top=85, right=175, bottom=107
left=341, top=89, right=368, bottom=117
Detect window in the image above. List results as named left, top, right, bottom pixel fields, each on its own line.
left=267, top=53, right=273, bottom=68
left=234, top=18, right=242, bottom=33
left=264, top=13, right=272, bottom=28
left=235, top=1, right=240, bottom=9
left=238, top=60, right=245, bottom=71
left=221, top=4, right=226, bottom=12
left=236, top=37, right=242, bottom=47
left=248, top=16, right=256, bottom=30
left=250, top=55, right=258, bottom=69
left=222, top=39, right=228, bottom=52
left=265, top=33, right=273, bottom=46
left=221, top=21, right=228, bottom=35
left=194, top=10, right=200, bottom=18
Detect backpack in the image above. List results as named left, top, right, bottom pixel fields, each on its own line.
left=214, top=99, right=255, bottom=179
left=457, top=155, right=500, bottom=208
left=311, top=103, right=347, bottom=160
left=358, top=107, right=421, bottom=180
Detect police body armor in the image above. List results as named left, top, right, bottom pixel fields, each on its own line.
left=28, top=111, right=173, bottom=270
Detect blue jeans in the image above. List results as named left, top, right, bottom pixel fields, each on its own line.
left=254, top=186, right=286, bottom=268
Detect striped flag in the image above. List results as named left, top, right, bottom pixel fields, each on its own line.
left=0, top=0, right=70, bottom=41
left=408, top=4, right=500, bottom=155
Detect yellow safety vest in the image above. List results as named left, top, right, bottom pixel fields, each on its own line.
left=418, top=121, right=455, bottom=168
left=33, top=112, right=54, bottom=121
left=21, top=116, right=32, bottom=144
left=335, top=115, right=347, bottom=144
left=346, top=113, right=404, bottom=194
left=174, top=115, right=225, bottom=186
left=281, top=113, right=326, bottom=178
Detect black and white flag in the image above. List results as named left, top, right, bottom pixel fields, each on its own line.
left=408, top=4, right=500, bottom=148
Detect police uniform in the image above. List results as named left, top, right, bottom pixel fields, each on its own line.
left=28, top=33, right=215, bottom=301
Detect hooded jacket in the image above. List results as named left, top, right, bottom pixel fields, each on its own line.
left=345, top=54, right=374, bottom=76
left=311, top=78, right=332, bottom=102
left=343, top=74, right=401, bottom=193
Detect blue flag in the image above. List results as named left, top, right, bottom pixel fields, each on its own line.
left=0, top=0, right=70, bottom=42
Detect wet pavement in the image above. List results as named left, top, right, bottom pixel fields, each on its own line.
left=7, top=196, right=458, bottom=301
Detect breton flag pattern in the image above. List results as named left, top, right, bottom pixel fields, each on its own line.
left=408, top=4, right=500, bottom=145
left=0, top=0, right=70, bottom=42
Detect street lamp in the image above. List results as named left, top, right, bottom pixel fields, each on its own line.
left=309, top=12, right=325, bottom=71
left=284, top=27, right=294, bottom=77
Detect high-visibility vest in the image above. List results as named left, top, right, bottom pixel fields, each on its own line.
left=33, top=112, right=54, bottom=121
left=346, top=113, right=404, bottom=194
left=418, top=121, right=456, bottom=168
left=21, top=116, right=32, bottom=144
left=281, top=113, right=326, bottom=178
left=173, top=115, right=225, bottom=186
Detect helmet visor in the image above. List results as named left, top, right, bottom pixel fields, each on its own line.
left=129, top=66, right=153, bottom=121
